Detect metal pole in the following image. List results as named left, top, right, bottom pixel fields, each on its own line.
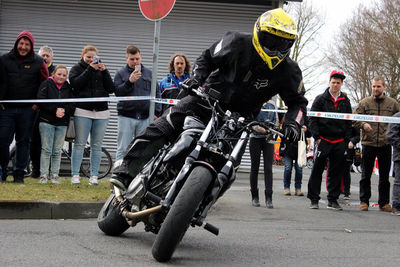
left=149, top=20, right=161, bottom=123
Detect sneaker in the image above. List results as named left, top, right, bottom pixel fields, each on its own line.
left=266, top=198, right=273, bottom=209
left=30, top=169, right=40, bottom=178
left=50, top=175, right=61, bottom=184
left=391, top=209, right=400, bottom=216
left=379, top=204, right=392, bottom=212
left=309, top=200, right=319, bottom=209
left=360, top=202, right=369, bottom=211
left=252, top=197, right=260, bottom=207
left=39, top=176, right=48, bottom=184
left=71, top=175, right=81, bottom=184
left=327, top=201, right=343, bottom=211
left=283, top=188, right=291, bottom=196
left=343, top=194, right=351, bottom=200
left=295, top=189, right=304, bottom=196
left=89, top=176, right=99, bottom=186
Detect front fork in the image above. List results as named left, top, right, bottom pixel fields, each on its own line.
left=194, top=130, right=249, bottom=226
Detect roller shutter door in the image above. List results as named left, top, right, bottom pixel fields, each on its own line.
left=0, top=0, right=276, bottom=172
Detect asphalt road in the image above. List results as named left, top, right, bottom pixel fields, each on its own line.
left=1, top=166, right=399, bottom=267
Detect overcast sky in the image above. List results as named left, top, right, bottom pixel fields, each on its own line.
left=297, top=0, right=376, bottom=105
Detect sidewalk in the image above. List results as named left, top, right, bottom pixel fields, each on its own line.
left=0, top=167, right=366, bottom=219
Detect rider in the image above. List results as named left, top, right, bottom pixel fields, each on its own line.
left=110, top=8, right=308, bottom=190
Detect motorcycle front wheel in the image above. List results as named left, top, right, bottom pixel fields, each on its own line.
left=97, top=194, right=129, bottom=236
left=152, top=166, right=213, bottom=262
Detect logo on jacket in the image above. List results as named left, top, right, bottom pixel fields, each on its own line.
left=253, top=79, right=269, bottom=90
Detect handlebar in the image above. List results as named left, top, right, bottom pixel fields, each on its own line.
left=247, top=121, right=284, bottom=138
left=181, top=81, right=284, bottom=139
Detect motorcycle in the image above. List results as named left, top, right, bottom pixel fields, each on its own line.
left=97, top=86, right=282, bottom=262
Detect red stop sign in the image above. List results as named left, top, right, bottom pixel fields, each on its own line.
left=138, top=0, right=176, bottom=21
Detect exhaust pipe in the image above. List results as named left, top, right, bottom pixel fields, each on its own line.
left=113, top=185, right=162, bottom=220
left=122, top=205, right=162, bottom=220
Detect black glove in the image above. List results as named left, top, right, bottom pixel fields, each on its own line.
left=181, top=78, right=200, bottom=95
left=282, top=122, right=300, bottom=143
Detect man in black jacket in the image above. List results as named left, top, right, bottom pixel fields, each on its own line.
left=110, top=8, right=308, bottom=190
left=386, top=112, right=400, bottom=215
left=0, top=30, right=48, bottom=183
left=307, top=70, right=352, bottom=210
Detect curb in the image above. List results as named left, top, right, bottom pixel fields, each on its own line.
left=0, top=172, right=252, bottom=220
left=0, top=200, right=105, bottom=219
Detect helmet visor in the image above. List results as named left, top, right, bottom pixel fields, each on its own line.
left=258, top=31, right=294, bottom=54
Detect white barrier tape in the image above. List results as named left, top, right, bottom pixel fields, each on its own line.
left=1, top=96, right=398, bottom=124
left=261, top=109, right=400, bottom=124
left=0, top=96, right=153, bottom=103
left=153, top=98, right=180, bottom=105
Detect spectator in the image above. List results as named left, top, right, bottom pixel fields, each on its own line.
left=36, top=65, right=74, bottom=184
left=386, top=112, right=400, bottom=216
left=110, top=8, right=308, bottom=191
left=249, top=100, right=277, bottom=208
left=30, top=45, right=56, bottom=178
left=307, top=70, right=352, bottom=210
left=341, top=126, right=360, bottom=200
left=68, top=45, right=115, bottom=185
left=281, top=116, right=310, bottom=197
left=114, top=45, right=162, bottom=162
left=159, top=53, right=191, bottom=112
left=39, top=46, right=55, bottom=74
left=0, top=30, right=48, bottom=183
left=353, top=76, right=400, bottom=212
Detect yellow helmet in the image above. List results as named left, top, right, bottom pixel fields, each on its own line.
left=252, top=8, right=297, bottom=70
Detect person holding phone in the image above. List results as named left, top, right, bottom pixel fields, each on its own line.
left=68, top=45, right=115, bottom=185
left=113, top=45, right=162, bottom=162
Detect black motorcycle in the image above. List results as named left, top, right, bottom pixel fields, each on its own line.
left=97, top=86, right=282, bottom=262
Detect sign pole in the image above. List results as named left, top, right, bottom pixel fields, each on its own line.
left=149, top=20, right=161, bottom=123
left=138, top=0, right=176, bottom=122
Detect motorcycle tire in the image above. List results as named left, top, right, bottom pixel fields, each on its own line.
left=97, top=194, right=129, bottom=236
left=152, top=166, right=213, bottom=262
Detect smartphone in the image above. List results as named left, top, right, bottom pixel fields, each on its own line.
left=92, top=56, right=100, bottom=64
left=135, top=64, right=141, bottom=72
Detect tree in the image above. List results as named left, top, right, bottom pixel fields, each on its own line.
left=284, top=0, right=325, bottom=94
left=327, top=0, right=400, bottom=102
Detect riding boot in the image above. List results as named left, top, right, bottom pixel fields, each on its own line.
left=251, top=189, right=260, bottom=207
left=110, top=136, right=168, bottom=190
left=265, top=190, right=273, bottom=209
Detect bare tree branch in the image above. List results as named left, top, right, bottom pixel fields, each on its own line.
left=326, top=0, right=400, bottom=102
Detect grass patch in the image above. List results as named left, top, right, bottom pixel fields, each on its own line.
left=0, top=176, right=110, bottom=202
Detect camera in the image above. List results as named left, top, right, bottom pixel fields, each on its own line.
left=92, top=56, right=100, bottom=64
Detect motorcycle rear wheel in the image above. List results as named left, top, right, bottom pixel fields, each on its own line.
left=97, top=194, right=129, bottom=236
left=152, top=166, right=213, bottom=262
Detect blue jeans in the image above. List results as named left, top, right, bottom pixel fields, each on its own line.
left=39, top=122, right=67, bottom=178
left=115, top=115, right=149, bottom=161
left=392, top=161, right=400, bottom=211
left=0, top=107, right=37, bottom=177
left=283, top=155, right=303, bottom=189
left=71, top=116, right=108, bottom=177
